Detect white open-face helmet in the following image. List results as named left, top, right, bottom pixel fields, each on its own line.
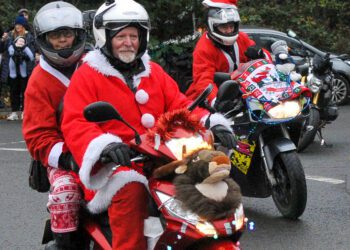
left=33, top=1, right=86, bottom=68
left=93, top=0, right=150, bottom=60
left=207, top=7, right=240, bottom=46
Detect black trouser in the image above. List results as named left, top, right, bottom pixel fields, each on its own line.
left=8, top=76, right=27, bottom=112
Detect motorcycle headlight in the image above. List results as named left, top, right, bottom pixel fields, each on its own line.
left=307, top=75, right=322, bottom=93
left=267, top=100, right=302, bottom=119
left=165, top=133, right=213, bottom=160
left=195, top=221, right=217, bottom=236
left=156, top=191, right=217, bottom=236
left=156, top=191, right=200, bottom=224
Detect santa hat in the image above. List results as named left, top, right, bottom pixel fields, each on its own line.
left=202, top=0, right=238, bottom=9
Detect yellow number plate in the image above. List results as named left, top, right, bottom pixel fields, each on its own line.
left=230, top=140, right=256, bottom=175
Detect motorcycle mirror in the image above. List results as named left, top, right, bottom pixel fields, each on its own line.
left=338, top=54, right=350, bottom=60
left=214, top=72, right=231, bottom=87
left=287, top=29, right=297, bottom=38
left=84, top=101, right=122, bottom=122
left=295, top=64, right=309, bottom=77
left=188, top=84, right=213, bottom=111
left=216, top=80, right=240, bottom=103
left=84, top=101, right=142, bottom=145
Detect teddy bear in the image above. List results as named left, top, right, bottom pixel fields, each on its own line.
left=153, top=149, right=242, bottom=221
left=271, top=40, right=302, bottom=82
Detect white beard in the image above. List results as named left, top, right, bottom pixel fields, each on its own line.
left=117, top=51, right=136, bottom=64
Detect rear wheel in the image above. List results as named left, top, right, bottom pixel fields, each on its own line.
left=271, top=151, right=307, bottom=219
left=297, top=107, right=320, bottom=152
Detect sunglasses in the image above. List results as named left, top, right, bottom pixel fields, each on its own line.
left=47, top=29, right=75, bottom=39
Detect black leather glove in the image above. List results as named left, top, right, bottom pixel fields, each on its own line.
left=210, top=125, right=237, bottom=149
left=245, top=46, right=265, bottom=60
left=100, top=142, right=131, bottom=166
left=58, top=152, right=79, bottom=172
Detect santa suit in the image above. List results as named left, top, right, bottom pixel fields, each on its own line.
left=61, top=50, right=231, bottom=249
left=186, top=31, right=256, bottom=104
left=22, top=56, right=81, bottom=233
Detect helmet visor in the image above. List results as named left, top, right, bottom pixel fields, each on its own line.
left=104, top=20, right=150, bottom=32
left=214, top=21, right=239, bottom=37
left=209, top=8, right=240, bottom=24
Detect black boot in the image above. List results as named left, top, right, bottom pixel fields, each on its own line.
left=44, top=232, right=80, bottom=250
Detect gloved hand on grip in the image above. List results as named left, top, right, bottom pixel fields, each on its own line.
left=245, top=46, right=265, bottom=60
left=58, top=151, right=79, bottom=172
left=100, top=142, right=131, bottom=166
left=210, top=125, right=237, bottom=149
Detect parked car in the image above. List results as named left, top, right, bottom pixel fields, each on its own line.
left=241, top=27, right=350, bottom=105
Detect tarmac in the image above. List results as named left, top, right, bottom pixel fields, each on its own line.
left=0, top=107, right=11, bottom=120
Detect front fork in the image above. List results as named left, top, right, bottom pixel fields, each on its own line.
left=258, top=134, right=277, bottom=186
left=258, top=124, right=291, bottom=186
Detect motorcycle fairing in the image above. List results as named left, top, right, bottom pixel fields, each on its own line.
left=231, top=59, right=311, bottom=121
left=263, top=137, right=296, bottom=171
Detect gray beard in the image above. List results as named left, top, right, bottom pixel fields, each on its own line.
left=117, top=51, right=136, bottom=64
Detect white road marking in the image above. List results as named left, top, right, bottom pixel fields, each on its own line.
left=0, top=140, right=25, bottom=145
left=306, top=175, right=345, bottom=184
left=0, top=148, right=346, bottom=186
left=0, top=147, right=27, bottom=152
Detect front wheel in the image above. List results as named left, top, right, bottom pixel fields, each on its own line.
left=271, top=151, right=307, bottom=219
left=331, top=74, right=349, bottom=105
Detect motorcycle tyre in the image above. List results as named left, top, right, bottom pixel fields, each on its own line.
left=331, top=74, right=349, bottom=106
left=271, top=151, right=307, bottom=220
left=297, top=108, right=320, bottom=152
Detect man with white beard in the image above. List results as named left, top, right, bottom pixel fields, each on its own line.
left=61, top=1, right=236, bottom=249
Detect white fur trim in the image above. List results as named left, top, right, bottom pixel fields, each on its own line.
left=210, top=97, right=217, bottom=107
left=135, top=89, right=149, bottom=104
left=233, top=42, right=240, bottom=66
left=79, top=133, right=122, bottom=190
left=40, top=56, right=70, bottom=87
left=141, top=113, right=155, bottom=128
left=86, top=170, right=149, bottom=213
left=201, top=113, right=233, bottom=132
left=83, top=49, right=151, bottom=89
left=48, top=142, right=64, bottom=168
left=202, top=0, right=238, bottom=9
left=221, top=49, right=235, bottom=73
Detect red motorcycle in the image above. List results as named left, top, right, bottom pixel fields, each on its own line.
left=42, top=86, right=246, bottom=250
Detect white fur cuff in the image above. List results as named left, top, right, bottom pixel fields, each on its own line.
left=79, top=133, right=122, bottom=190
left=87, top=170, right=149, bottom=214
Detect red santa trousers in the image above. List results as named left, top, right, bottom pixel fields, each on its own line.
left=47, top=167, right=81, bottom=233
left=108, top=182, right=148, bottom=250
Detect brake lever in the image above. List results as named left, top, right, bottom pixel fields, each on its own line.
left=111, top=154, right=148, bottom=171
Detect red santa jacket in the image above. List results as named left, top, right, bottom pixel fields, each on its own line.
left=61, top=50, right=232, bottom=213
left=22, top=57, right=70, bottom=168
left=186, top=31, right=256, bottom=104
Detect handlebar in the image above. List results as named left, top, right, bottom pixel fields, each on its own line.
left=188, top=84, right=213, bottom=111
left=111, top=154, right=148, bottom=171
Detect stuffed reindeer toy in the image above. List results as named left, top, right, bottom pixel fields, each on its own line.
left=153, top=149, right=242, bottom=221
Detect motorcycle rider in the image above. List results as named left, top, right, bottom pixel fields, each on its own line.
left=186, top=0, right=272, bottom=108
left=22, top=2, right=86, bottom=249
left=60, top=0, right=235, bottom=249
